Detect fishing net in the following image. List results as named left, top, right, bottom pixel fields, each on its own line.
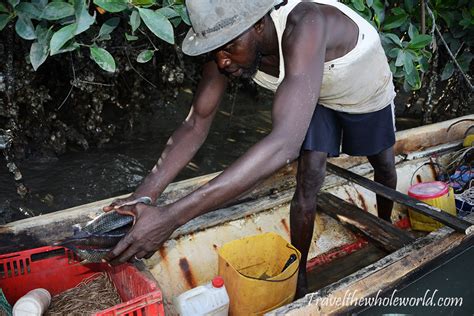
left=45, top=273, right=121, bottom=315
left=456, top=186, right=474, bottom=217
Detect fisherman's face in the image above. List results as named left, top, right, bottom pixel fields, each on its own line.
left=213, top=28, right=262, bottom=79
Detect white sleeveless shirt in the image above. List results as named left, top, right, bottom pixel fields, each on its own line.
left=252, top=0, right=396, bottom=113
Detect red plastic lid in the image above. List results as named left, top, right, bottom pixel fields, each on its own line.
left=212, top=276, right=224, bottom=288
left=408, top=181, right=449, bottom=200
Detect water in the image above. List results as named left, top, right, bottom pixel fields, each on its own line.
left=0, top=88, right=273, bottom=224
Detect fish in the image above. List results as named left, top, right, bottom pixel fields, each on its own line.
left=55, top=226, right=130, bottom=249
left=57, top=196, right=153, bottom=262
left=80, top=211, right=134, bottom=235
left=70, top=246, right=111, bottom=263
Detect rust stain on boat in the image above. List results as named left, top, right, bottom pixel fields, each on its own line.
left=158, top=247, right=167, bottom=262
left=356, top=192, right=367, bottom=211
left=416, top=174, right=422, bottom=183
left=280, top=219, right=290, bottom=235
left=343, top=187, right=357, bottom=205
left=429, top=163, right=438, bottom=179
left=179, top=257, right=196, bottom=288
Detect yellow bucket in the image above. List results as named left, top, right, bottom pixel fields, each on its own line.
left=217, top=232, right=300, bottom=316
left=408, top=181, right=456, bottom=232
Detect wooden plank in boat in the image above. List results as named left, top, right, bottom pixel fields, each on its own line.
left=318, top=192, right=415, bottom=252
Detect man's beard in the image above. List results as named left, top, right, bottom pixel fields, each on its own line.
left=241, top=51, right=263, bottom=79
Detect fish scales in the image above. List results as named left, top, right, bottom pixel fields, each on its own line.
left=81, top=211, right=133, bottom=234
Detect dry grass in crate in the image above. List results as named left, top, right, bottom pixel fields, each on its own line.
left=45, top=272, right=121, bottom=315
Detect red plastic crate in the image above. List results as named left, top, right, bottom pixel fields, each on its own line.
left=0, top=246, right=165, bottom=315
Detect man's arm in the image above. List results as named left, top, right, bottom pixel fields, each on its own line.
left=109, top=60, right=228, bottom=207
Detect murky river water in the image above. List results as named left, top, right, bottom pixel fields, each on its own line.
left=0, top=88, right=273, bottom=224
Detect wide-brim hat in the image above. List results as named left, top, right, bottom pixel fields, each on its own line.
left=182, top=0, right=276, bottom=56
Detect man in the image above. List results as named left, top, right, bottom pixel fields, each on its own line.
left=103, top=0, right=397, bottom=297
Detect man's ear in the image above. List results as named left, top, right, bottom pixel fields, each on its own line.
left=254, top=15, right=266, bottom=34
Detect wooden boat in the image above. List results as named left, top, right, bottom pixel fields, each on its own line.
left=1, top=114, right=473, bottom=315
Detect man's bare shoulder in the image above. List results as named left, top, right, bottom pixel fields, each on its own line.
left=282, top=2, right=326, bottom=45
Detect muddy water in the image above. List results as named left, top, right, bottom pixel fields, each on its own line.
left=0, top=88, right=273, bottom=224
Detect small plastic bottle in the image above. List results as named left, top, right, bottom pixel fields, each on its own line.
left=174, top=276, right=229, bottom=316
left=12, top=288, right=51, bottom=316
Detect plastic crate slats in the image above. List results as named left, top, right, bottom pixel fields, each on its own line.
left=0, top=246, right=165, bottom=315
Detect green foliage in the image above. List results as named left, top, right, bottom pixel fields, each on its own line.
left=343, top=0, right=474, bottom=91
left=0, top=0, right=189, bottom=72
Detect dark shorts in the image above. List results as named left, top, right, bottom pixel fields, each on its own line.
left=301, top=104, right=396, bottom=157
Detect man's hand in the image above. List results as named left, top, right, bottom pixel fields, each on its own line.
left=103, top=204, right=178, bottom=265
left=102, top=194, right=152, bottom=216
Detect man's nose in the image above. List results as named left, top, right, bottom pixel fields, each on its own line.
left=215, top=51, right=231, bottom=69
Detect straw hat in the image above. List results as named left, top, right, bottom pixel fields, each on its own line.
left=182, top=0, right=277, bottom=56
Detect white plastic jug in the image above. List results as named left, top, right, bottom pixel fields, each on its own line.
left=174, top=276, right=229, bottom=316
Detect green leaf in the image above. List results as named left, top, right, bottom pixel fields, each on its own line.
left=90, top=46, right=116, bottom=72
left=408, top=34, right=432, bottom=49
left=130, top=10, right=140, bottom=33
left=381, top=33, right=402, bottom=47
left=99, top=17, right=120, bottom=37
left=174, top=4, right=190, bottom=25
left=405, top=67, right=420, bottom=89
left=75, top=0, right=96, bottom=36
left=395, top=50, right=405, bottom=67
left=16, top=2, right=42, bottom=20
left=125, top=33, right=138, bottom=41
left=457, top=52, right=474, bottom=71
left=137, top=49, right=154, bottom=63
left=8, top=0, right=19, bottom=8
left=403, top=52, right=414, bottom=74
left=391, top=7, right=406, bottom=15
left=389, top=61, right=396, bottom=74
left=0, top=3, right=9, bottom=13
left=50, top=23, right=77, bottom=55
left=408, top=23, right=418, bottom=40
left=351, top=0, right=365, bottom=11
left=169, top=16, right=181, bottom=28
left=0, top=14, right=11, bottom=31
left=41, top=2, right=74, bottom=20
left=131, top=0, right=155, bottom=6
left=54, top=40, right=79, bottom=54
left=15, top=17, right=36, bottom=40
left=30, top=41, right=49, bottom=70
left=366, top=0, right=373, bottom=7
left=138, top=8, right=174, bottom=44
left=372, top=0, right=385, bottom=22
left=157, top=7, right=179, bottom=18
left=93, top=0, right=128, bottom=13
left=419, top=56, right=429, bottom=72
left=383, top=13, right=407, bottom=30
left=388, top=47, right=400, bottom=58
left=35, top=24, right=53, bottom=46
left=31, top=0, right=47, bottom=10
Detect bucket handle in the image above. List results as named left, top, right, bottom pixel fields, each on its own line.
left=237, top=244, right=300, bottom=283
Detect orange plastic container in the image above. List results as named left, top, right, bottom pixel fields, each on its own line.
left=0, top=246, right=164, bottom=315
